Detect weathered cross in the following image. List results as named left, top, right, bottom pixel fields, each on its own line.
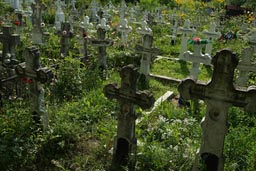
left=178, top=19, right=196, bottom=59
left=104, top=65, right=155, bottom=171
left=135, top=34, right=160, bottom=89
left=0, top=25, right=20, bottom=65
left=236, top=47, right=256, bottom=87
left=31, top=0, right=46, bottom=27
left=202, top=22, right=221, bottom=56
left=55, top=0, right=66, bottom=31
left=90, top=18, right=112, bottom=79
left=182, top=40, right=211, bottom=80
left=58, top=22, right=74, bottom=57
left=178, top=49, right=256, bottom=171
left=117, top=18, right=132, bottom=46
left=15, top=46, right=53, bottom=131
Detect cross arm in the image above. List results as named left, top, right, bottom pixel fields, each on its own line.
left=104, top=83, right=155, bottom=110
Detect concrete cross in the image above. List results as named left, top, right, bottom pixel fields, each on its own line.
left=202, top=22, right=221, bottom=56
left=90, top=20, right=112, bottom=79
left=183, top=42, right=211, bottom=80
left=31, top=0, right=46, bottom=27
left=119, top=0, right=127, bottom=20
left=178, top=19, right=196, bottom=59
left=58, top=22, right=74, bottom=57
left=136, top=20, right=152, bottom=36
left=178, top=49, right=256, bottom=171
left=117, top=18, right=132, bottom=46
left=0, top=25, right=20, bottom=65
left=90, top=0, right=99, bottom=23
left=104, top=65, right=155, bottom=171
left=135, top=34, right=160, bottom=89
left=236, top=47, right=256, bottom=87
left=15, top=46, right=53, bottom=131
left=55, top=0, right=65, bottom=31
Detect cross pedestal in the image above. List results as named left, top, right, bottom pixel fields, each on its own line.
left=15, top=46, right=53, bottom=131
left=236, top=47, right=256, bottom=87
left=104, top=65, right=155, bottom=171
left=58, top=22, right=74, bottom=57
left=183, top=43, right=211, bottom=80
left=0, top=25, right=20, bottom=65
left=178, top=49, right=256, bottom=171
left=178, top=20, right=196, bottom=59
left=135, top=34, right=160, bottom=89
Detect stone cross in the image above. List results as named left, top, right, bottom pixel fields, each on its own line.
left=0, top=25, right=20, bottom=65
left=171, top=19, right=178, bottom=45
left=31, top=0, right=48, bottom=44
left=79, top=16, right=94, bottom=62
left=103, top=65, right=155, bottom=171
left=117, top=18, right=132, bottom=46
left=90, top=0, right=99, bottom=23
left=119, top=0, right=127, bottom=20
left=135, top=34, right=160, bottom=89
left=58, top=22, right=74, bottom=57
left=182, top=41, right=211, bottom=80
left=236, top=47, right=256, bottom=87
left=136, top=20, right=152, bottom=36
left=31, top=0, right=46, bottom=27
left=55, top=0, right=65, bottom=31
left=15, top=46, right=53, bottom=131
left=202, top=22, right=221, bottom=56
left=178, top=49, right=256, bottom=171
left=90, top=18, right=112, bottom=79
left=178, top=20, right=196, bottom=59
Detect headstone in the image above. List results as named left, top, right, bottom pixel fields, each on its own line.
left=55, top=0, right=66, bottom=31
left=0, top=26, right=20, bottom=65
left=178, top=20, right=196, bottom=59
left=182, top=38, right=211, bottom=80
left=15, top=46, right=53, bottom=131
left=117, top=18, right=132, bottom=46
left=104, top=64, right=155, bottom=170
left=135, top=34, right=160, bottom=89
left=236, top=47, right=256, bottom=87
left=90, top=18, right=112, bottom=79
left=178, top=49, right=256, bottom=171
left=58, top=22, right=74, bottom=57
left=202, top=22, right=221, bottom=56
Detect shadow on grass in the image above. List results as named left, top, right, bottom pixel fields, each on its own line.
left=178, top=60, right=190, bottom=76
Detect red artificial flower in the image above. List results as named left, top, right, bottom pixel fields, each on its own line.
left=0, top=21, right=2, bottom=25
left=83, top=31, right=87, bottom=38
left=14, top=20, right=20, bottom=26
left=192, top=37, right=201, bottom=42
left=21, top=77, right=33, bottom=84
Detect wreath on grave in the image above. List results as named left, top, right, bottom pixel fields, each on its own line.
left=188, top=37, right=208, bottom=44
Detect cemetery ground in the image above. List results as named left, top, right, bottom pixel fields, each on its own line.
left=1, top=1, right=256, bottom=171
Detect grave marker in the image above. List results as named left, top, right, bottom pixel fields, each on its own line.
left=0, top=25, right=20, bottom=65
left=15, top=46, right=53, bottom=131
left=104, top=65, right=155, bottom=170
left=90, top=18, right=112, bottom=79
left=236, top=47, right=256, bottom=87
left=135, top=34, right=160, bottom=89
left=55, top=0, right=66, bottom=31
left=58, top=22, right=74, bottom=57
left=117, top=18, right=132, bottom=46
left=182, top=38, right=211, bottom=80
left=178, top=20, right=196, bottom=59
left=178, top=49, right=256, bottom=170
left=202, top=22, right=221, bottom=56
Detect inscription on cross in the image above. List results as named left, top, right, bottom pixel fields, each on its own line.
left=15, top=46, right=53, bottom=131
left=104, top=65, right=155, bottom=171
left=178, top=49, right=256, bottom=171
left=0, top=25, right=20, bottom=65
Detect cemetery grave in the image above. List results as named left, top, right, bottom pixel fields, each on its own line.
left=0, top=0, right=256, bottom=171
